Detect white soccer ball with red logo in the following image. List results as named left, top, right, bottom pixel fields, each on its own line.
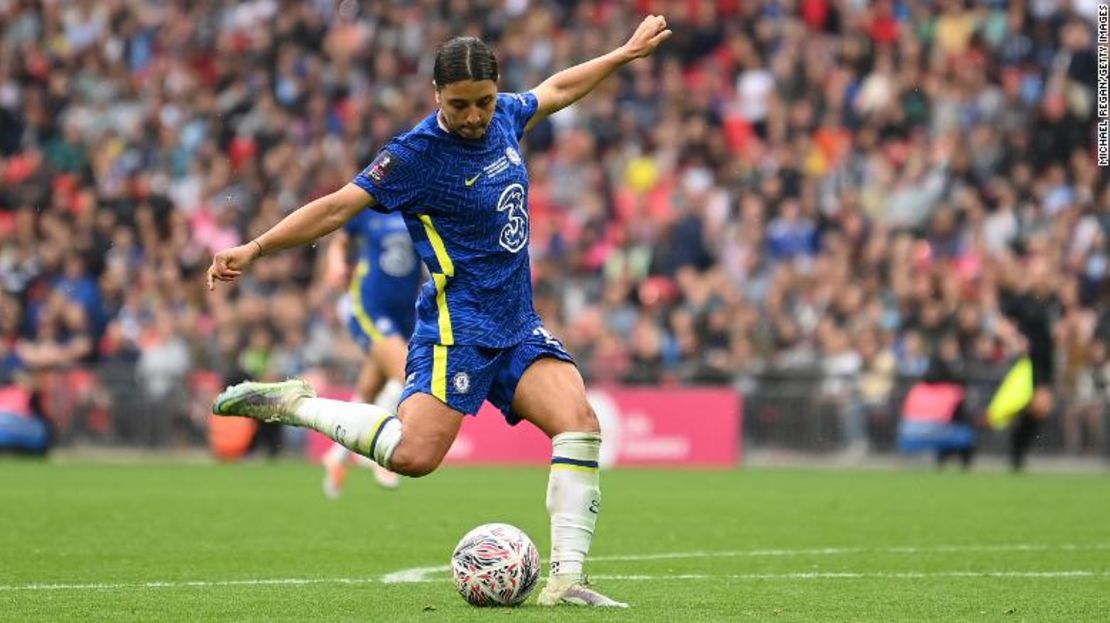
left=451, top=523, right=540, bottom=607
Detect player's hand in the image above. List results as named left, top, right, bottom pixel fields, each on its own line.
left=620, top=15, right=671, bottom=60
left=206, top=243, right=259, bottom=291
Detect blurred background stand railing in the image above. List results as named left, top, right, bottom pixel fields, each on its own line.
left=23, top=361, right=1109, bottom=462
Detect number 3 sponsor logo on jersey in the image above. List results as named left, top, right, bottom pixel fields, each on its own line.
left=496, top=183, right=528, bottom=253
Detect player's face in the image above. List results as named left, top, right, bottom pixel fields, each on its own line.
left=435, top=80, right=498, bottom=140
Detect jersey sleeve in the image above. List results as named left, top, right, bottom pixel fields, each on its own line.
left=351, top=142, right=423, bottom=214
left=498, top=92, right=539, bottom=141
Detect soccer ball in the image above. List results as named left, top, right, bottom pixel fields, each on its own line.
left=450, top=523, right=540, bottom=607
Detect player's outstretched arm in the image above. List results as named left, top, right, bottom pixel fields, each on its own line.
left=525, top=14, right=670, bottom=132
left=207, top=183, right=373, bottom=290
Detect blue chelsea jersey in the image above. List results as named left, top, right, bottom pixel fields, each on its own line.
left=350, top=92, right=541, bottom=348
left=342, top=209, right=422, bottom=331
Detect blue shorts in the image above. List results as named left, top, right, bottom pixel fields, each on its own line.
left=400, top=326, right=575, bottom=424
left=338, top=294, right=412, bottom=351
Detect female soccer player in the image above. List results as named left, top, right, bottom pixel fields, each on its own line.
left=207, top=15, right=671, bottom=608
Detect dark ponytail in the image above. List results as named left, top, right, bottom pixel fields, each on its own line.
left=433, top=37, right=499, bottom=88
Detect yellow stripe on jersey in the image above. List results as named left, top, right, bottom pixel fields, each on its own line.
left=419, top=214, right=455, bottom=345
left=349, top=261, right=385, bottom=342
left=432, top=344, right=448, bottom=402
left=432, top=273, right=453, bottom=345
left=418, top=215, right=455, bottom=276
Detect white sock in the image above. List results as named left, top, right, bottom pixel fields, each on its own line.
left=347, top=380, right=404, bottom=469
left=345, top=389, right=371, bottom=469
left=374, top=379, right=404, bottom=413
left=323, top=441, right=349, bottom=466
left=293, top=397, right=402, bottom=467
left=546, top=431, right=602, bottom=580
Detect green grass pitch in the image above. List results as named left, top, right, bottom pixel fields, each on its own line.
left=2, top=462, right=1108, bottom=622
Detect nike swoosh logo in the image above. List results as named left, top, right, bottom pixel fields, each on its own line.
left=464, top=174, right=481, bottom=187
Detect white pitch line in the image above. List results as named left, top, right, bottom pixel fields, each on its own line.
left=0, top=577, right=379, bottom=592
left=4, top=570, right=1108, bottom=592
left=586, top=571, right=1110, bottom=581
left=381, top=565, right=451, bottom=584
left=590, top=542, right=1110, bottom=562
left=378, top=543, right=1110, bottom=583
left=6, top=543, right=1110, bottom=592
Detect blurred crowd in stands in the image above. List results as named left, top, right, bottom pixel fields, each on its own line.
left=0, top=0, right=1106, bottom=454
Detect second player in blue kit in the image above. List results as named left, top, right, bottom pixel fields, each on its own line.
left=340, top=209, right=420, bottom=351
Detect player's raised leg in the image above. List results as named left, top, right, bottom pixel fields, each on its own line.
left=213, top=380, right=463, bottom=478
left=387, top=393, right=464, bottom=476
left=510, top=357, right=626, bottom=608
left=364, top=380, right=405, bottom=489
left=323, top=360, right=391, bottom=498
left=213, top=378, right=404, bottom=465
left=365, top=336, right=409, bottom=487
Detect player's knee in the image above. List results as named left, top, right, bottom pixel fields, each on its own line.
left=388, top=446, right=443, bottom=478
left=563, top=401, right=600, bottom=435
